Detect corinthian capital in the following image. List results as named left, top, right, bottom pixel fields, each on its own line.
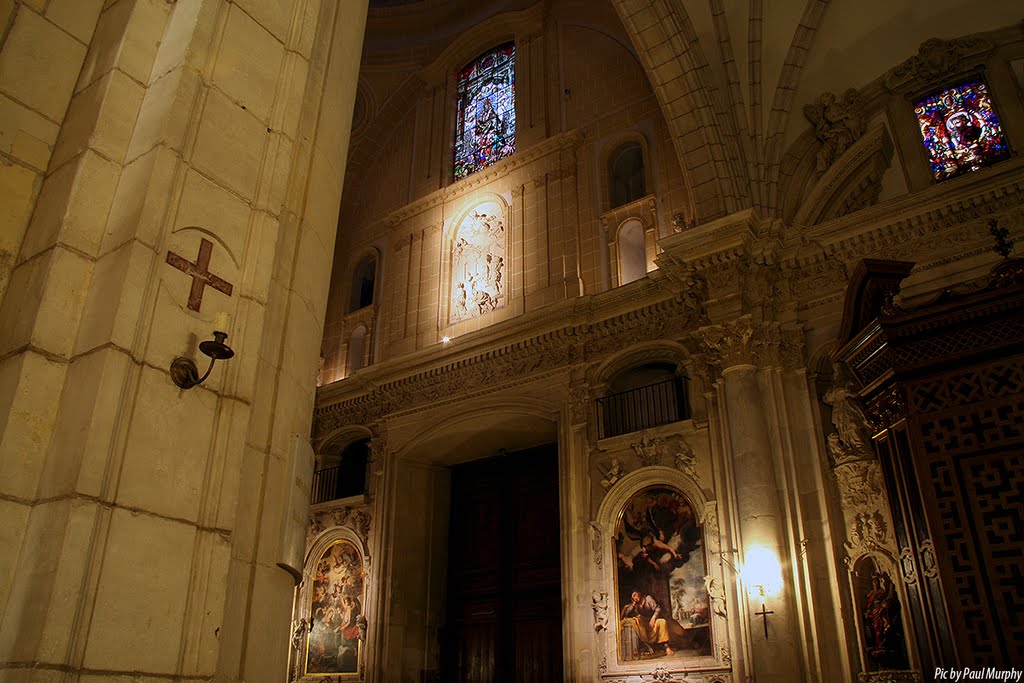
left=693, top=316, right=805, bottom=374
left=693, top=316, right=758, bottom=369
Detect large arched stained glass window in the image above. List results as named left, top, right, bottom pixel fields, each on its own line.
left=454, top=43, right=515, bottom=180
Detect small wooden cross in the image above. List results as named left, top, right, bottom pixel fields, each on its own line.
left=755, top=601, right=774, bottom=639
left=166, top=237, right=233, bottom=312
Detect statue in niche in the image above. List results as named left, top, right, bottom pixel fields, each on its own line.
left=450, top=210, right=505, bottom=322
left=853, top=557, right=909, bottom=671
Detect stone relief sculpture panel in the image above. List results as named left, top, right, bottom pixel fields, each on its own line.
left=449, top=201, right=506, bottom=323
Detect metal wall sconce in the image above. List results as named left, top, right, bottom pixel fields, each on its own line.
left=170, top=330, right=234, bottom=389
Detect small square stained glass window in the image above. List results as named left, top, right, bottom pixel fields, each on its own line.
left=914, top=79, right=1011, bottom=182
left=454, top=43, right=515, bottom=181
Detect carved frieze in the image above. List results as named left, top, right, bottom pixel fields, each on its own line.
left=316, top=294, right=709, bottom=433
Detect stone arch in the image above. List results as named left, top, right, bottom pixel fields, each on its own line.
left=608, top=0, right=741, bottom=222
left=591, top=339, right=691, bottom=390
left=594, top=467, right=731, bottom=673
left=599, top=131, right=654, bottom=210
left=396, top=393, right=560, bottom=466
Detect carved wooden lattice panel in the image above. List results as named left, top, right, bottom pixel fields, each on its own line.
left=909, top=358, right=1024, bottom=665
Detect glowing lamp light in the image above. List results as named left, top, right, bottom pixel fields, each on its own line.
left=442, top=336, right=451, bottom=344
left=741, top=545, right=783, bottom=598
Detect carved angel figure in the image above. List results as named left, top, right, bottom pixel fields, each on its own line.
left=592, top=591, right=609, bottom=631
left=601, top=458, right=624, bottom=491
left=804, top=88, right=866, bottom=176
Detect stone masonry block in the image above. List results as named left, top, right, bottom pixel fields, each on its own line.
left=212, top=4, right=285, bottom=124
left=0, top=7, right=87, bottom=121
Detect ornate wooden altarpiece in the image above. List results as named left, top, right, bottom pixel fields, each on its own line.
left=832, top=256, right=1024, bottom=670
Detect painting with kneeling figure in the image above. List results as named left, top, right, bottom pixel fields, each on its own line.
left=305, top=540, right=365, bottom=677
left=615, top=486, right=712, bottom=661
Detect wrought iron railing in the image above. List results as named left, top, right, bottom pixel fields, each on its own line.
left=596, top=378, right=689, bottom=439
left=311, top=465, right=342, bottom=505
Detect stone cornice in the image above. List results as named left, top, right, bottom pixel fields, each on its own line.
left=803, top=158, right=1024, bottom=258
left=313, top=277, right=706, bottom=434
left=382, top=130, right=583, bottom=226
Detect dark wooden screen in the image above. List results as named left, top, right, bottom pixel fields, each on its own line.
left=442, top=444, right=563, bottom=683
left=835, top=258, right=1024, bottom=668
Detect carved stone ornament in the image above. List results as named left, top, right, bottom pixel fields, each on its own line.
left=650, top=667, right=677, bottom=682
left=670, top=436, right=698, bottom=482
left=694, top=316, right=756, bottom=369
left=823, top=383, right=874, bottom=464
left=833, top=460, right=883, bottom=510
left=632, top=433, right=666, bottom=467
left=885, top=36, right=993, bottom=92
left=693, top=316, right=804, bottom=372
left=590, top=521, right=604, bottom=568
left=592, top=591, right=610, bottom=631
left=307, top=506, right=372, bottom=548
left=702, top=501, right=719, bottom=541
left=704, top=575, right=727, bottom=618
left=804, top=88, right=866, bottom=176
left=845, top=510, right=889, bottom=557
left=569, top=385, right=590, bottom=424
left=600, top=458, right=624, bottom=491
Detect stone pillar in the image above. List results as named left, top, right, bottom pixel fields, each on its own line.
left=695, top=316, right=805, bottom=682
left=0, top=1, right=368, bottom=680
left=563, top=379, right=595, bottom=682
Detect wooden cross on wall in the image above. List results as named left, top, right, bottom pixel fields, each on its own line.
left=166, top=238, right=234, bottom=312
left=755, top=602, right=774, bottom=639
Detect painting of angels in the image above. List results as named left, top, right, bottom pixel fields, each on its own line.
left=615, top=486, right=711, bottom=662
left=305, top=540, right=365, bottom=677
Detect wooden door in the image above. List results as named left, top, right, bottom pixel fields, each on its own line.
left=442, top=445, right=563, bottom=683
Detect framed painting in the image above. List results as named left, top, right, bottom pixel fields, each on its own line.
left=305, top=539, right=365, bottom=677
left=614, top=485, right=712, bottom=662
